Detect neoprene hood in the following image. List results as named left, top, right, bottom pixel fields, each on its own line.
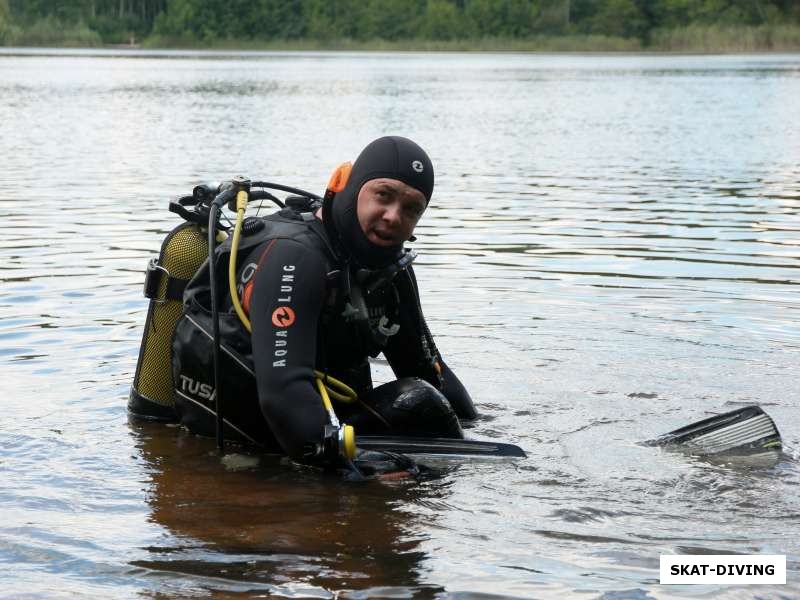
left=328, top=136, right=434, bottom=267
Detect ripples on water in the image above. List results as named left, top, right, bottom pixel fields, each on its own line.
left=0, top=49, right=799, bottom=598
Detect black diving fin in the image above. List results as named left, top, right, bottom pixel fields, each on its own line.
left=357, top=435, right=526, bottom=458
left=643, top=405, right=782, bottom=456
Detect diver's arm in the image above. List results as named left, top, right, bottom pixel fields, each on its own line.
left=438, top=360, right=477, bottom=420
left=383, top=267, right=478, bottom=420
left=248, top=238, right=329, bottom=461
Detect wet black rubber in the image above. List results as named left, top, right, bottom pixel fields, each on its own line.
left=356, top=435, right=526, bottom=458
left=643, top=405, right=781, bottom=455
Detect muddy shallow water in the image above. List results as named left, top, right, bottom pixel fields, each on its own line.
left=1, top=49, right=799, bottom=598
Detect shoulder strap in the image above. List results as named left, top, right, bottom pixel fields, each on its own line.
left=305, top=216, right=340, bottom=265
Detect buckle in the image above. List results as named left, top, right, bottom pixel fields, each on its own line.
left=143, top=258, right=170, bottom=302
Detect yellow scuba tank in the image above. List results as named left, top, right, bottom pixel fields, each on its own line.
left=130, top=179, right=357, bottom=464
left=129, top=194, right=225, bottom=421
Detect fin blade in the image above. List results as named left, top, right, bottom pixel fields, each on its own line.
left=357, top=436, right=526, bottom=458
left=644, top=405, right=781, bottom=455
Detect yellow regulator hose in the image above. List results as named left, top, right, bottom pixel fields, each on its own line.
left=229, top=190, right=250, bottom=331
left=226, top=189, right=357, bottom=454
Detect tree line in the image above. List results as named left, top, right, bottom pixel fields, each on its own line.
left=2, top=0, right=799, bottom=47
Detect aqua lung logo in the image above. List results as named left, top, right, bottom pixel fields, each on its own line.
left=411, top=160, right=423, bottom=173
left=179, top=374, right=216, bottom=402
left=271, top=306, right=295, bottom=327
left=272, top=264, right=295, bottom=367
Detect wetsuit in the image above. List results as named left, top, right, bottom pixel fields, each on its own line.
left=172, top=136, right=476, bottom=464
left=236, top=211, right=474, bottom=460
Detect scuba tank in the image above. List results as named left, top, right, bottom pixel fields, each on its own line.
left=129, top=188, right=226, bottom=421
left=128, top=181, right=336, bottom=429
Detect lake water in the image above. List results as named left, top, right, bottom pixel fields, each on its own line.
left=1, top=48, right=799, bottom=599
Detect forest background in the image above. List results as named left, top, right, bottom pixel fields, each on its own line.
left=1, top=0, right=799, bottom=52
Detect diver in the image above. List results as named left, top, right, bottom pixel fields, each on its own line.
left=132, top=136, right=477, bottom=467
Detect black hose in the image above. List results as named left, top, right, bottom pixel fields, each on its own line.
left=249, top=190, right=284, bottom=208
left=251, top=181, right=321, bottom=200
left=207, top=203, right=224, bottom=452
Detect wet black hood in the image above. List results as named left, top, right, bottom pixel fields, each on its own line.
left=326, top=136, right=434, bottom=268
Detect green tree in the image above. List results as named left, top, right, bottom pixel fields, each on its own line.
left=649, top=0, right=789, bottom=27
left=421, top=0, right=470, bottom=39
left=153, top=0, right=226, bottom=40
left=532, top=0, right=570, bottom=34
left=0, top=0, right=13, bottom=42
left=299, top=0, right=370, bottom=40
left=304, top=0, right=336, bottom=39
left=580, top=0, right=648, bottom=38
left=4, top=0, right=800, bottom=47
left=464, top=0, right=537, bottom=37
left=359, top=0, right=423, bottom=40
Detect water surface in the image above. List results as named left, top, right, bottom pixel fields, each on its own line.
left=1, top=49, right=799, bottom=598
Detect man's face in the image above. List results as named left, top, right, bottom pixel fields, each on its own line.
left=356, top=178, right=426, bottom=247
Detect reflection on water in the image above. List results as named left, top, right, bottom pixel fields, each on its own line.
left=129, top=421, right=441, bottom=598
left=0, top=49, right=799, bottom=598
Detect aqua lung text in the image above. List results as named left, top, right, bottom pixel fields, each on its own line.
left=278, top=264, right=295, bottom=302
left=272, top=264, right=295, bottom=367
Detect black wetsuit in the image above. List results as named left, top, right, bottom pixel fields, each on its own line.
left=173, top=136, right=476, bottom=463
left=172, top=208, right=475, bottom=462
